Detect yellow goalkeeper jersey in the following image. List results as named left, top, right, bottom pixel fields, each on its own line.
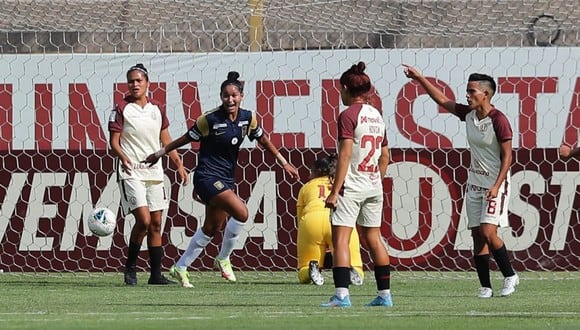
left=297, top=176, right=332, bottom=221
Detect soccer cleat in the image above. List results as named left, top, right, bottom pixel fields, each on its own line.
left=214, top=257, right=237, bottom=282
left=124, top=265, right=137, bottom=286
left=365, top=294, right=393, bottom=307
left=148, top=275, right=177, bottom=285
left=349, top=267, right=363, bottom=286
left=169, top=264, right=194, bottom=288
left=478, top=287, right=493, bottom=298
left=500, top=274, right=519, bottom=297
left=308, top=260, right=324, bottom=286
left=320, top=295, right=352, bottom=307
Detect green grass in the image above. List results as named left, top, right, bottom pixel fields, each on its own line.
left=0, top=271, right=578, bottom=329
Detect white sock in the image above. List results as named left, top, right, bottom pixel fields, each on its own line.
left=217, top=218, right=245, bottom=260
left=176, top=230, right=212, bottom=269
left=336, top=287, right=350, bottom=299
left=378, top=289, right=391, bottom=297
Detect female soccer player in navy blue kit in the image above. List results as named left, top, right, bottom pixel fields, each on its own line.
left=145, top=71, right=299, bottom=287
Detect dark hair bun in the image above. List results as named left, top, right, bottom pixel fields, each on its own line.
left=135, top=63, right=147, bottom=72
left=227, top=71, right=240, bottom=81
left=356, top=61, right=366, bottom=73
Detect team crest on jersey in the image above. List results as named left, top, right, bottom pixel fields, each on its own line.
left=231, top=137, right=239, bottom=145
left=213, top=180, right=225, bottom=190
left=479, top=124, right=488, bottom=132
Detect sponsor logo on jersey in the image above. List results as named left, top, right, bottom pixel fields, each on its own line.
left=360, top=115, right=382, bottom=124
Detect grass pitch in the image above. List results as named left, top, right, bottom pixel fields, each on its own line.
left=0, top=271, right=578, bottom=329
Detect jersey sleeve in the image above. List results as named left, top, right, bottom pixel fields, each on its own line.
left=157, top=102, right=170, bottom=130
left=337, top=110, right=357, bottom=140
left=381, top=127, right=388, bottom=147
left=247, top=112, right=264, bottom=141
left=490, top=110, right=513, bottom=142
left=108, top=104, right=124, bottom=132
left=454, top=103, right=471, bottom=121
left=187, top=114, right=209, bottom=141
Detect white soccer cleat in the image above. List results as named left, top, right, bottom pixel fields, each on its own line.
left=308, top=260, right=324, bottom=286
left=478, top=287, right=493, bottom=298
left=349, top=267, right=363, bottom=286
left=214, top=257, right=237, bottom=282
left=169, top=264, right=194, bottom=288
left=500, top=274, right=519, bottom=297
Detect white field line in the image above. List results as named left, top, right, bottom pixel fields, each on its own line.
left=0, top=310, right=578, bottom=322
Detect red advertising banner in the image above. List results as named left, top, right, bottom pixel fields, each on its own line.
left=0, top=149, right=577, bottom=272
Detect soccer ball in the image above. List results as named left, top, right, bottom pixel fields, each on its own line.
left=88, top=207, right=116, bottom=237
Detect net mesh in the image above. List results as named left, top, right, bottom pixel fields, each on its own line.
left=0, top=0, right=578, bottom=275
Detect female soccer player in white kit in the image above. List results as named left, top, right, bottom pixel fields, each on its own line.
left=321, top=62, right=393, bottom=307
left=403, top=64, right=519, bottom=298
left=109, top=63, right=188, bottom=285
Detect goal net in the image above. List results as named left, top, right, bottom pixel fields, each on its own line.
left=0, top=0, right=578, bottom=274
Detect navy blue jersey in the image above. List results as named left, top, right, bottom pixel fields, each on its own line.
left=187, top=106, right=264, bottom=179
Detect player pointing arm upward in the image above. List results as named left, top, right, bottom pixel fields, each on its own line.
left=403, top=64, right=519, bottom=298
left=144, top=71, right=299, bottom=288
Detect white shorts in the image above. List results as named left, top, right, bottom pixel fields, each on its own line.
left=330, top=192, right=384, bottom=228
left=466, top=183, right=510, bottom=229
left=119, top=178, right=168, bottom=216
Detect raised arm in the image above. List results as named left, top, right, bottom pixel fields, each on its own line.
left=403, top=64, right=457, bottom=115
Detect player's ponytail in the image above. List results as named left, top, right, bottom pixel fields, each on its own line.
left=340, top=61, right=371, bottom=97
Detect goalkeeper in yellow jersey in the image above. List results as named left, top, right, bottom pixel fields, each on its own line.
left=296, top=154, right=364, bottom=285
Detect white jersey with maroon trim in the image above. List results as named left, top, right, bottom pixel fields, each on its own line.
left=108, top=99, right=169, bottom=182
left=455, top=104, right=513, bottom=188
left=337, top=103, right=387, bottom=195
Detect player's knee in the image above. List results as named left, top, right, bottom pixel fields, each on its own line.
left=147, top=222, right=162, bottom=234
left=235, top=207, right=249, bottom=222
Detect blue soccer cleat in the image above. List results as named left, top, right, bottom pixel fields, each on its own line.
left=320, top=295, right=352, bottom=308
left=365, top=294, right=393, bottom=307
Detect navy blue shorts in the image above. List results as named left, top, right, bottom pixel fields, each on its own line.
left=193, top=174, right=235, bottom=204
